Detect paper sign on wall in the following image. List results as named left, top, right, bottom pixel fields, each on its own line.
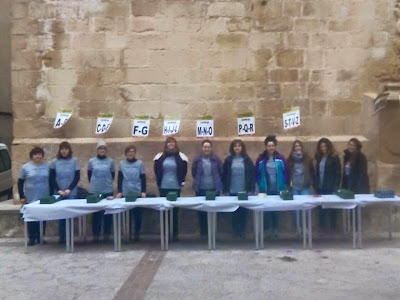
left=163, top=117, right=180, bottom=136
left=283, top=106, right=300, bottom=130
left=54, top=110, right=72, bottom=129
left=196, top=116, right=214, bottom=137
left=96, top=114, right=113, bottom=134
left=237, top=113, right=255, bottom=135
left=132, top=116, right=150, bottom=137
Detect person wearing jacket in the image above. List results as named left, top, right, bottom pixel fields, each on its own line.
left=154, top=137, right=188, bottom=241
left=50, top=141, right=80, bottom=244
left=18, top=147, right=52, bottom=246
left=116, top=144, right=146, bottom=242
left=88, top=140, right=115, bottom=242
left=314, top=138, right=341, bottom=232
left=222, top=139, right=255, bottom=239
left=255, top=135, right=289, bottom=237
left=192, top=140, right=223, bottom=238
left=287, top=140, right=314, bottom=233
left=342, top=138, right=370, bottom=194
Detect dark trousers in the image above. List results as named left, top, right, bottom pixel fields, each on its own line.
left=318, top=191, right=338, bottom=230
left=264, top=191, right=279, bottom=231
left=230, top=193, right=247, bottom=237
left=91, top=193, right=113, bottom=237
left=196, top=190, right=220, bottom=236
left=28, top=221, right=46, bottom=241
left=59, top=219, right=66, bottom=241
left=159, top=188, right=180, bottom=238
left=129, top=208, right=142, bottom=234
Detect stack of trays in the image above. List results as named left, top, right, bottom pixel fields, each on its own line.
left=40, top=196, right=57, bottom=204
left=238, top=191, right=248, bottom=201
left=280, top=190, right=293, bottom=201
left=374, top=189, right=395, bottom=198
left=166, top=191, right=178, bottom=201
left=125, top=193, right=139, bottom=202
left=86, top=194, right=103, bottom=203
left=335, top=189, right=355, bottom=199
left=205, top=190, right=216, bottom=201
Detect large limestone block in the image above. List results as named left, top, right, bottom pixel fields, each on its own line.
left=277, top=50, right=304, bottom=68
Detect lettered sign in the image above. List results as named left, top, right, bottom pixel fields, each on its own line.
left=132, top=119, right=150, bottom=137
left=283, top=107, right=300, bottom=130
left=196, top=120, right=214, bottom=137
left=163, top=119, right=180, bottom=136
left=237, top=116, right=255, bottom=135
left=95, top=115, right=113, bottom=134
left=54, top=111, right=72, bottom=129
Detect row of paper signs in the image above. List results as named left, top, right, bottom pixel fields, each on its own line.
left=54, top=107, right=300, bottom=136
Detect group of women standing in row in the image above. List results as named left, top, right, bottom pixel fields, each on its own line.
left=18, top=136, right=370, bottom=246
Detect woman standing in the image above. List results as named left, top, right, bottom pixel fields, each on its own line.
left=116, top=144, right=146, bottom=241
left=88, top=140, right=115, bottom=242
left=255, top=135, right=289, bottom=237
left=222, top=139, right=255, bottom=239
left=18, top=147, right=52, bottom=246
left=192, top=140, right=223, bottom=238
left=50, top=141, right=80, bottom=243
left=314, top=138, right=341, bottom=232
left=342, top=138, right=370, bottom=194
left=154, top=137, right=188, bottom=241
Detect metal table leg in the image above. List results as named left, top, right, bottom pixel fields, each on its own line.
left=121, top=211, right=126, bottom=239
left=254, top=211, right=259, bottom=250
left=78, top=216, right=82, bottom=239
left=113, top=214, right=118, bottom=251
left=118, top=213, right=122, bottom=251
left=302, top=210, right=307, bottom=250
left=165, top=210, right=169, bottom=250
left=296, top=210, right=301, bottom=235
left=212, top=212, right=217, bottom=250
left=71, top=218, right=75, bottom=253
left=66, top=218, right=71, bottom=253
left=307, top=209, right=312, bottom=249
left=207, top=212, right=212, bottom=250
left=126, top=210, right=130, bottom=242
left=389, top=204, right=393, bottom=241
left=83, top=215, right=87, bottom=242
left=169, top=209, right=173, bottom=240
left=24, top=222, right=28, bottom=254
left=160, top=211, right=165, bottom=250
left=260, top=211, right=264, bottom=249
left=352, top=208, right=356, bottom=249
left=357, top=206, right=362, bottom=249
left=39, top=221, right=43, bottom=244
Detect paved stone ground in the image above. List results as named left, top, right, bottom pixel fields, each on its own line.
left=1, top=234, right=400, bottom=300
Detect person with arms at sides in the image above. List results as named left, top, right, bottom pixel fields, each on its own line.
left=192, top=140, right=223, bottom=239
left=116, top=144, right=146, bottom=241
left=342, top=138, right=370, bottom=194
left=314, top=138, right=341, bottom=234
left=256, top=135, right=289, bottom=238
left=18, top=147, right=52, bottom=246
left=154, top=137, right=188, bottom=241
left=88, top=140, right=115, bottom=242
left=50, top=141, right=80, bottom=244
left=222, top=139, right=255, bottom=239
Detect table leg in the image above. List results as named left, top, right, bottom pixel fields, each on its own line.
left=160, top=211, right=165, bottom=250
left=78, top=216, right=82, bottom=239
left=24, top=222, right=28, bottom=254
left=352, top=208, right=356, bottom=249
left=389, top=204, right=393, bottom=241
left=121, top=211, right=126, bottom=239
left=39, top=221, right=43, bottom=245
left=113, top=214, right=118, bottom=251
left=260, top=211, right=264, bottom=249
left=347, top=210, right=351, bottom=235
left=118, top=213, right=122, bottom=251
left=296, top=210, right=301, bottom=235
left=254, top=211, right=259, bottom=250
left=126, top=210, right=130, bottom=242
left=169, top=209, right=173, bottom=240
left=357, top=206, right=362, bottom=249
left=302, top=210, right=306, bottom=250
left=165, top=210, right=169, bottom=251
left=207, top=212, right=212, bottom=250
left=71, top=218, right=75, bottom=253
left=83, top=215, right=87, bottom=242
left=66, top=218, right=70, bottom=253
left=212, top=212, right=217, bottom=250
left=307, top=210, right=312, bottom=249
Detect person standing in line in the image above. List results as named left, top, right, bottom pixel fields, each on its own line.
left=255, top=135, right=289, bottom=238
left=342, top=138, right=370, bottom=194
left=115, top=144, right=146, bottom=242
left=192, top=140, right=223, bottom=239
left=154, top=137, right=188, bottom=241
left=18, top=147, right=52, bottom=246
left=222, top=139, right=255, bottom=239
left=314, top=138, right=341, bottom=233
left=88, top=140, right=115, bottom=242
left=50, top=141, right=80, bottom=244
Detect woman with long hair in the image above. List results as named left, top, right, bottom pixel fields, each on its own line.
left=154, top=137, right=188, bottom=241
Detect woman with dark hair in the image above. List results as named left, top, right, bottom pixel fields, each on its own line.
left=116, top=144, right=146, bottom=241
left=192, top=140, right=223, bottom=238
left=256, top=135, right=289, bottom=237
left=18, top=147, right=52, bottom=246
left=342, top=138, right=369, bottom=194
left=222, top=139, right=255, bottom=239
left=154, top=137, right=188, bottom=241
left=288, top=140, right=314, bottom=195
left=314, top=138, right=341, bottom=232
left=50, top=141, right=80, bottom=243
left=88, top=139, right=115, bottom=242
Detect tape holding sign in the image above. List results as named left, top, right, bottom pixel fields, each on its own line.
left=283, top=106, right=300, bottom=130
left=132, top=119, right=150, bottom=137
left=95, top=114, right=113, bottom=134
left=54, top=111, right=72, bottom=129
left=237, top=116, right=255, bottom=135
left=196, top=119, right=214, bottom=137
left=163, top=119, right=180, bottom=136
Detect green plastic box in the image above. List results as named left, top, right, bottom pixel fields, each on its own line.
left=166, top=191, right=178, bottom=201
left=335, top=189, right=355, bottom=199
left=205, top=190, right=216, bottom=201
left=87, top=194, right=103, bottom=204
left=125, top=193, right=139, bottom=202
left=237, top=191, right=248, bottom=201
left=280, top=190, right=293, bottom=200
left=40, top=196, right=57, bottom=204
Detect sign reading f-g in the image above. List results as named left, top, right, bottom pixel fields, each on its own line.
left=132, top=119, right=150, bottom=137
left=196, top=120, right=214, bottom=137
left=237, top=116, right=255, bottom=135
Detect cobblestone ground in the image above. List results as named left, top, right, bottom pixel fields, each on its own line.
left=1, top=235, right=400, bottom=300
